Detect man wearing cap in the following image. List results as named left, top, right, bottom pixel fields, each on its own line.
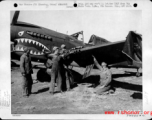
left=20, top=48, right=33, bottom=97
left=92, top=56, right=114, bottom=95
left=43, top=46, right=64, bottom=95
left=60, top=44, right=67, bottom=54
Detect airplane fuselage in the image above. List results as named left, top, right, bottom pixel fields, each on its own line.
left=11, top=22, right=84, bottom=61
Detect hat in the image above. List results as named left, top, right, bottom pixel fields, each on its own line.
left=52, top=46, right=58, bottom=51
left=101, top=62, right=107, bottom=66
left=61, top=44, right=66, bottom=49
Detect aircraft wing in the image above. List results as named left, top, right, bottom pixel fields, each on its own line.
left=68, top=31, right=142, bottom=68
left=69, top=41, right=126, bottom=67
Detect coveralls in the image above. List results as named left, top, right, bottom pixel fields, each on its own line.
left=20, top=53, right=33, bottom=96
left=94, top=59, right=113, bottom=95
left=59, top=48, right=71, bottom=91
left=46, top=52, right=64, bottom=94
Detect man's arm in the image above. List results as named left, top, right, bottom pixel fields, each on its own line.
left=47, top=53, right=57, bottom=59
left=42, top=49, right=52, bottom=57
left=92, top=56, right=103, bottom=71
left=29, top=57, right=33, bottom=74
left=20, top=56, right=25, bottom=75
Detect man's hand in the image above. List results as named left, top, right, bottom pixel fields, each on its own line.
left=92, top=55, right=96, bottom=61
left=60, top=54, right=65, bottom=57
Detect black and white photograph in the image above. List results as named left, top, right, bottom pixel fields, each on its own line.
left=10, top=10, right=143, bottom=114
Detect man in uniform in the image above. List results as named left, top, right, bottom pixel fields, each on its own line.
left=20, top=48, right=33, bottom=97
left=59, top=44, right=71, bottom=91
left=92, top=56, right=114, bottom=95
left=43, top=46, right=64, bottom=95
left=60, top=44, right=67, bottom=54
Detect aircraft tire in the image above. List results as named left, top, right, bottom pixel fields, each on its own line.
left=37, top=68, right=51, bottom=82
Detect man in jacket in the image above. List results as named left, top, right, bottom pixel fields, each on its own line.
left=43, top=46, right=64, bottom=95
left=20, top=48, right=33, bottom=97
left=60, top=44, right=67, bottom=54
left=92, top=56, right=114, bottom=95
left=59, top=44, right=71, bottom=91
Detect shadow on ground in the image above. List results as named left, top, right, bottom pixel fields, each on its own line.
left=113, top=71, right=142, bottom=78
left=33, top=87, right=49, bottom=94
left=36, top=68, right=142, bottom=92
left=72, top=70, right=142, bottom=92
left=112, top=80, right=142, bottom=92
left=130, top=92, right=142, bottom=99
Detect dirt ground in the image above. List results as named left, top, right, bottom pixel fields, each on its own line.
left=11, top=60, right=142, bottom=114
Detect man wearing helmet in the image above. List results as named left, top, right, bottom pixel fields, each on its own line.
left=92, top=56, right=114, bottom=95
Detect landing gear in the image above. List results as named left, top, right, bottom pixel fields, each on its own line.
left=66, top=68, right=74, bottom=86
left=136, top=68, right=140, bottom=77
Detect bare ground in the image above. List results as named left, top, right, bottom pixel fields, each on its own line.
left=11, top=61, right=142, bottom=114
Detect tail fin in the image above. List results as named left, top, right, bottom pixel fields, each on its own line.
left=122, top=31, right=142, bottom=66
left=11, top=11, right=20, bottom=25
left=71, top=31, right=84, bottom=41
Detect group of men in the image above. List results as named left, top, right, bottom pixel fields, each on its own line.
left=20, top=44, right=71, bottom=97
left=44, top=44, right=71, bottom=95
left=20, top=44, right=114, bottom=98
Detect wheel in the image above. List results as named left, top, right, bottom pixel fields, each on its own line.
left=37, top=68, right=51, bottom=82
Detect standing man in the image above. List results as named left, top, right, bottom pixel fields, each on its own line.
left=92, top=56, right=114, bottom=95
left=60, top=44, right=67, bottom=54
left=59, top=44, right=71, bottom=91
left=43, top=46, right=64, bottom=95
left=20, top=48, right=33, bottom=97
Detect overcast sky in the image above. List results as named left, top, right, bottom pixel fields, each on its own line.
left=11, top=10, right=141, bottom=43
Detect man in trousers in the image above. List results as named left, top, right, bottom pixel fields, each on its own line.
left=92, top=56, right=114, bottom=95
left=20, top=48, right=33, bottom=97
left=44, top=46, right=64, bottom=95
left=59, top=44, right=71, bottom=91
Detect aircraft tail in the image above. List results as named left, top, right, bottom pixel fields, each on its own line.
left=71, top=31, right=84, bottom=42
left=11, top=11, right=20, bottom=25
left=122, top=31, right=142, bottom=67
